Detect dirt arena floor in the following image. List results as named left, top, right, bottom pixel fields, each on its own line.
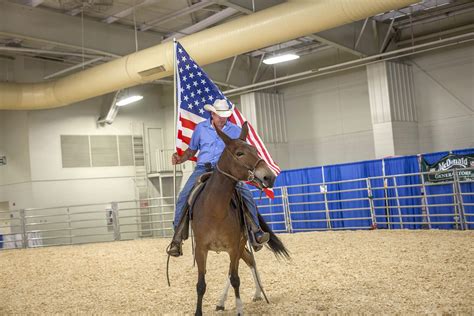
left=1, top=230, right=473, bottom=315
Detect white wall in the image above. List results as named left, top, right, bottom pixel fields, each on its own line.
left=0, top=111, right=31, bottom=185
left=1, top=42, right=473, bottom=209
left=26, top=84, right=169, bottom=208
left=275, top=43, right=473, bottom=170
left=411, top=44, right=474, bottom=153
left=0, top=59, right=171, bottom=210
left=0, top=81, right=170, bottom=244
left=0, top=110, right=33, bottom=209
left=0, top=111, right=4, bottom=186
left=281, top=67, right=374, bottom=168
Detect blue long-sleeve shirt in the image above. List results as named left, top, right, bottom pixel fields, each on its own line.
left=189, top=118, right=241, bottom=166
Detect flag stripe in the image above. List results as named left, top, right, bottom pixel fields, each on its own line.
left=248, top=123, right=281, bottom=173
left=231, top=109, right=280, bottom=174
left=180, top=116, right=197, bottom=130
left=180, top=109, right=207, bottom=124
left=177, top=129, right=191, bottom=145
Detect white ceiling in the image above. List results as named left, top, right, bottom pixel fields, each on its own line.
left=1, top=0, right=473, bottom=86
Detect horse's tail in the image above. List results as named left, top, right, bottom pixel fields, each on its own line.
left=258, top=213, right=290, bottom=260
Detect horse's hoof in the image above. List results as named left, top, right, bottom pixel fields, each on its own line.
left=253, top=296, right=263, bottom=302
left=215, top=305, right=225, bottom=311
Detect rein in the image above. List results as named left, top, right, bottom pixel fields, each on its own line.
left=216, top=147, right=265, bottom=189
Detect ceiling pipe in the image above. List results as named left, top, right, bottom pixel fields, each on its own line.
left=224, top=32, right=474, bottom=97
left=0, top=0, right=418, bottom=110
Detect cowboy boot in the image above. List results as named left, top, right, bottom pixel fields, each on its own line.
left=167, top=207, right=189, bottom=257
left=245, top=213, right=270, bottom=247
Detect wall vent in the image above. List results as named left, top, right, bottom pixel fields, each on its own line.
left=60, top=135, right=91, bottom=168
left=90, top=135, right=119, bottom=167
left=60, top=135, right=133, bottom=168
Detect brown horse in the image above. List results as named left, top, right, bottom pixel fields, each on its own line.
left=191, top=121, right=290, bottom=315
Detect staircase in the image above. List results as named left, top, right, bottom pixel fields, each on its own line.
left=131, top=123, right=152, bottom=237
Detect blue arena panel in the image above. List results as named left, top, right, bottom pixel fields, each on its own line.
left=253, top=147, right=473, bottom=232
left=383, top=156, right=423, bottom=229
left=254, top=187, right=287, bottom=232
left=323, top=159, right=382, bottom=230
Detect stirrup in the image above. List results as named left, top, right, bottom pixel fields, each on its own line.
left=254, top=230, right=270, bottom=244
left=166, top=241, right=183, bottom=257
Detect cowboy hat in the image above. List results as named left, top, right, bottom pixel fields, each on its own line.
left=203, top=99, right=234, bottom=118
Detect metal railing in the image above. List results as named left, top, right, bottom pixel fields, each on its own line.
left=0, top=196, right=175, bottom=250
left=154, top=148, right=181, bottom=173
left=0, top=168, right=472, bottom=250
left=254, top=167, right=473, bottom=232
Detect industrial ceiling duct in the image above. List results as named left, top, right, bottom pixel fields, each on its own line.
left=0, top=0, right=417, bottom=110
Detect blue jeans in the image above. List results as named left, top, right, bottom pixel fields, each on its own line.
left=174, top=165, right=260, bottom=229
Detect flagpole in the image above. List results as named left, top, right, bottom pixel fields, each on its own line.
left=173, top=38, right=177, bottom=221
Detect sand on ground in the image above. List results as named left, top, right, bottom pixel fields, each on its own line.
left=1, top=230, right=473, bottom=315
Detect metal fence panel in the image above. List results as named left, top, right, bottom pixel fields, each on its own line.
left=1, top=168, right=472, bottom=251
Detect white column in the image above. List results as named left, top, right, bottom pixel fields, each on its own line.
left=239, top=92, right=287, bottom=144
left=239, top=92, right=289, bottom=168
left=367, top=61, right=419, bottom=158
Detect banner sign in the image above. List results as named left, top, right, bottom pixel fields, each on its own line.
left=421, top=153, right=474, bottom=183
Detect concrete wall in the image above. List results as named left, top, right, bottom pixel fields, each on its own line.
left=0, top=109, right=33, bottom=210
left=25, top=84, right=167, bottom=208
left=280, top=67, right=374, bottom=168
left=0, top=76, right=170, bottom=244
left=0, top=42, right=259, bottom=210
left=0, top=111, right=31, bottom=185
left=0, top=40, right=472, bottom=228
left=412, top=44, right=474, bottom=153
left=277, top=43, right=473, bottom=169
left=0, top=111, right=4, bottom=186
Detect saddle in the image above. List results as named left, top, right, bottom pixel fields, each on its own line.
left=179, top=172, right=246, bottom=241
left=187, top=172, right=213, bottom=207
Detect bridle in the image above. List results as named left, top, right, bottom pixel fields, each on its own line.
left=216, top=147, right=266, bottom=189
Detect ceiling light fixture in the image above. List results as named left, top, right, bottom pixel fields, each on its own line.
left=263, top=54, right=300, bottom=65
left=116, top=95, right=143, bottom=106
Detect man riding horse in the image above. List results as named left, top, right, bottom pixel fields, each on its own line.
left=167, top=98, right=270, bottom=257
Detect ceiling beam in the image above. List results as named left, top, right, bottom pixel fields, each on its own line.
left=139, top=0, right=214, bottom=32
left=354, top=18, right=369, bottom=49
left=250, top=39, right=304, bottom=57
left=0, top=46, right=106, bottom=59
left=379, top=18, right=395, bottom=53
left=0, top=2, right=161, bottom=57
left=373, top=0, right=452, bottom=21
left=102, top=0, right=161, bottom=24
left=396, top=23, right=474, bottom=46
left=67, top=7, right=84, bottom=16
left=216, top=0, right=253, bottom=14
left=44, top=57, right=105, bottom=79
left=15, top=0, right=44, bottom=7
left=163, top=7, right=238, bottom=41
left=396, top=4, right=474, bottom=29
left=309, top=34, right=366, bottom=57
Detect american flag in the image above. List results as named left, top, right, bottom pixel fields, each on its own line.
left=175, top=42, right=280, bottom=198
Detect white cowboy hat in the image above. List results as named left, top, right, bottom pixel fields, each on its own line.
left=204, top=99, right=234, bottom=118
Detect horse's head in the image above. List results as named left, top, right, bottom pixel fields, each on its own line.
left=216, top=122, right=276, bottom=189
